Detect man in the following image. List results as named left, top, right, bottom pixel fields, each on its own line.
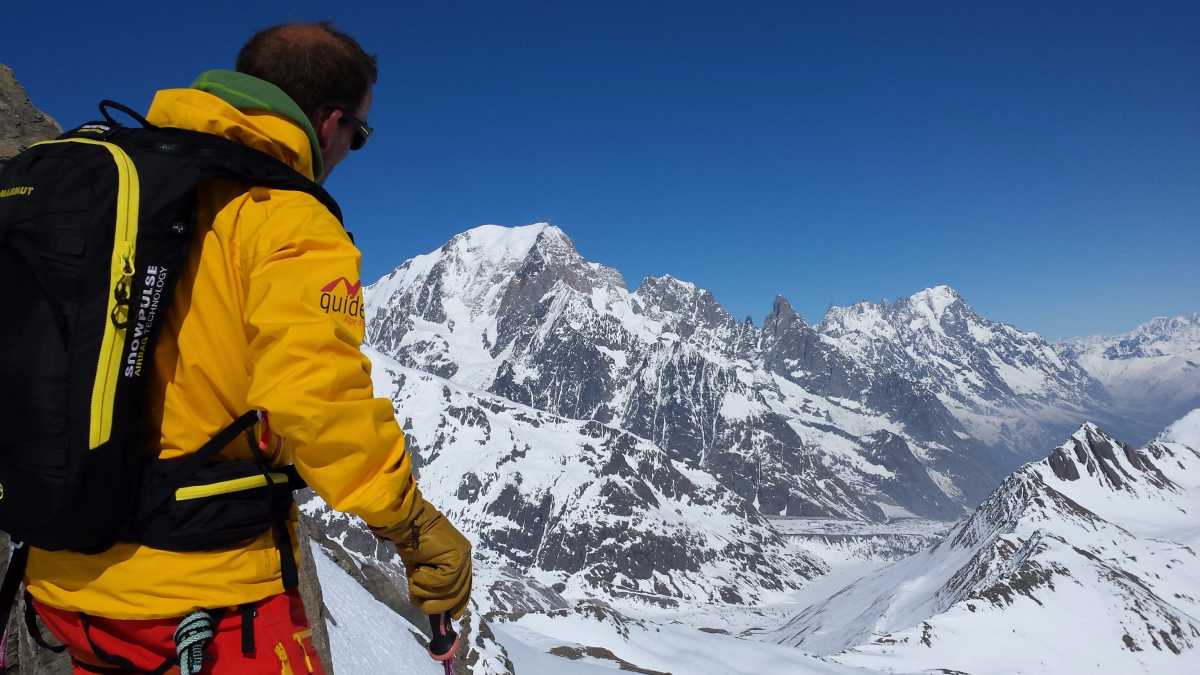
left=24, top=22, right=472, bottom=673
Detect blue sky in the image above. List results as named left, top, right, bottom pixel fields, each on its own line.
left=7, top=1, right=1198, bottom=339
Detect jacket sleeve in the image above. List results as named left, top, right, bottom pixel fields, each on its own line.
left=239, top=192, right=420, bottom=528
left=239, top=191, right=472, bottom=618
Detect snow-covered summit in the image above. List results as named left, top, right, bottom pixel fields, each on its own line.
left=907, top=283, right=963, bottom=319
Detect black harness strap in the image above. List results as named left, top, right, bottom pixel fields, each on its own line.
left=239, top=603, right=257, bottom=656
left=70, top=659, right=140, bottom=674
left=135, top=411, right=260, bottom=523
left=79, top=613, right=142, bottom=672
left=245, top=426, right=300, bottom=591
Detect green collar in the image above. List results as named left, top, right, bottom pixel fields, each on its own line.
left=190, top=69, right=324, bottom=180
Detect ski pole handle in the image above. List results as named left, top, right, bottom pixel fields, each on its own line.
left=428, top=611, right=459, bottom=661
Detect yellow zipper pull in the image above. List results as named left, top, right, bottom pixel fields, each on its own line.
left=120, top=240, right=136, bottom=277
left=292, top=631, right=314, bottom=673
left=274, top=642, right=294, bottom=675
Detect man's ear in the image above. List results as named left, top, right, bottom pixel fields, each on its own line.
left=315, top=107, right=343, bottom=155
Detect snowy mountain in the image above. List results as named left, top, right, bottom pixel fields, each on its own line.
left=772, top=416, right=1200, bottom=674
left=364, top=223, right=1119, bottom=520
left=817, top=285, right=1110, bottom=458
left=304, top=346, right=824, bottom=611
left=1062, top=314, right=1200, bottom=444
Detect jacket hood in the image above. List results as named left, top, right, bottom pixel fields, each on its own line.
left=145, top=70, right=322, bottom=181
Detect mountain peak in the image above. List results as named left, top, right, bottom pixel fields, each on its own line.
left=770, top=295, right=797, bottom=319
left=453, top=222, right=565, bottom=259
left=641, top=273, right=697, bottom=292
left=906, top=284, right=964, bottom=317
left=1044, top=422, right=1167, bottom=490
left=632, top=274, right=736, bottom=335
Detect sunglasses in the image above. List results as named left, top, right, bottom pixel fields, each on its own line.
left=339, top=110, right=373, bottom=151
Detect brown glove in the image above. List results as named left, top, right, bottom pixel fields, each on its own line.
left=372, top=497, right=473, bottom=619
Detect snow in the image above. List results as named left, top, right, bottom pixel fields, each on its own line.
left=874, top=502, right=918, bottom=519
left=718, top=390, right=765, bottom=419
left=909, top=285, right=959, bottom=318
left=310, top=543, right=432, bottom=673
left=924, top=467, right=963, bottom=500
left=988, top=353, right=1050, bottom=396
left=492, top=623, right=629, bottom=674
left=496, top=610, right=874, bottom=675
left=1159, top=408, right=1200, bottom=446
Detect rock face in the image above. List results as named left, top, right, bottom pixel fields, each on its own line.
left=773, top=416, right=1200, bottom=674
left=0, top=65, right=60, bottom=159
left=302, top=347, right=826, bottom=611
left=364, top=223, right=1124, bottom=522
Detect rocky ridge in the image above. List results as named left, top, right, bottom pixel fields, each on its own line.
left=0, top=64, right=60, bottom=159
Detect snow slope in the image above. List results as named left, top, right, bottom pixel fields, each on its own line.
left=773, top=418, right=1200, bottom=674
left=496, top=603, right=879, bottom=675
left=1159, top=408, right=1200, bottom=446
left=311, top=542, right=433, bottom=673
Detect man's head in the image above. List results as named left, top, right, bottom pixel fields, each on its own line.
left=237, top=22, right=376, bottom=177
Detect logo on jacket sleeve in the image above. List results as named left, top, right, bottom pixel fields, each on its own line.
left=319, top=276, right=365, bottom=320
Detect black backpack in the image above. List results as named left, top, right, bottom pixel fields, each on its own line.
left=0, top=101, right=340, bottom=631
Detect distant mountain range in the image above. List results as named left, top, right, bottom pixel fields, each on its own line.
left=1060, top=313, right=1200, bottom=438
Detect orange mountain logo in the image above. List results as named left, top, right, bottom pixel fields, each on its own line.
left=321, top=277, right=363, bottom=295
left=319, top=276, right=365, bottom=321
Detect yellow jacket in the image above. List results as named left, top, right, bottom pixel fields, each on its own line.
left=27, top=84, right=470, bottom=620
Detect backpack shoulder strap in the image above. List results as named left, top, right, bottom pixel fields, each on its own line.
left=111, top=126, right=344, bottom=224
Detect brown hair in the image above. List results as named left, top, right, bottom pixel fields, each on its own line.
left=236, top=21, right=377, bottom=125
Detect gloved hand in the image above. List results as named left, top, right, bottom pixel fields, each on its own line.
left=371, top=497, right=473, bottom=618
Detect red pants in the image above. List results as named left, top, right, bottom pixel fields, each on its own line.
left=33, top=590, right=326, bottom=674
